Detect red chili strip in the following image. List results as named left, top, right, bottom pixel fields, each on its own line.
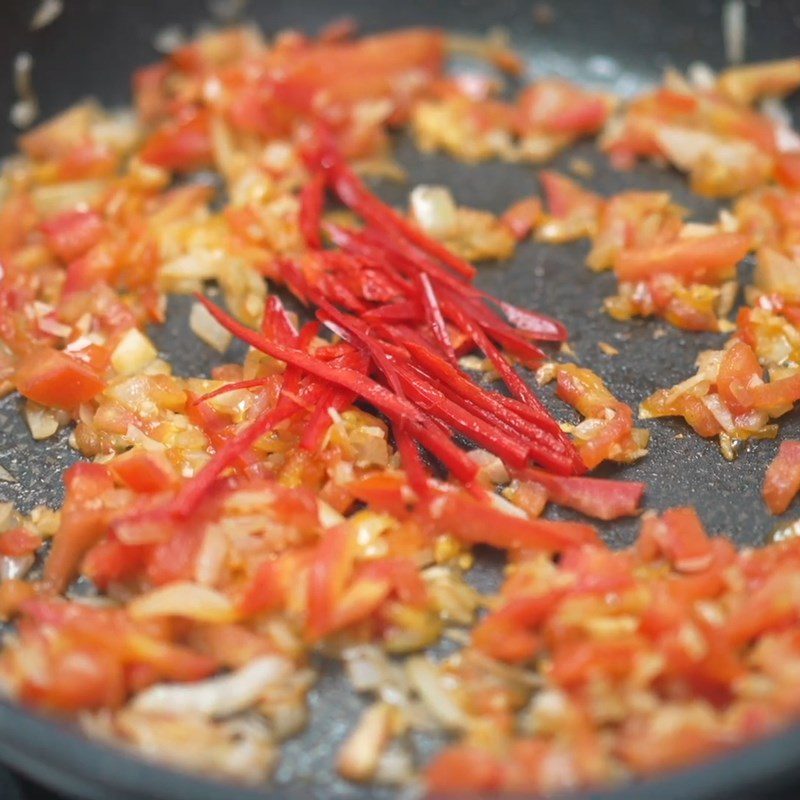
left=299, top=171, right=326, bottom=250
left=418, top=273, right=458, bottom=365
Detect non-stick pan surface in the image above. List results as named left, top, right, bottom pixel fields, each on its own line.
left=3, top=0, right=800, bottom=798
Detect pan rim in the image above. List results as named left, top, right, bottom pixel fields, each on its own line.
left=0, top=696, right=798, bottom=800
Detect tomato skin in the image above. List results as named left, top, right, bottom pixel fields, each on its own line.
left=14, top=347, right=105, bottom=409
left=140, top=110, right=213, bottom=171
left=41, top=210, right=106, bottom=262
left=763, top=440, right=800, bottom=514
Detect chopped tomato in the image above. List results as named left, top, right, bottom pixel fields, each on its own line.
left=517, top=468, right=645, bottom=520
left=140, top=110, right=213, bottom=171
left=0, top=528, right=41, bottom=558
left=614, top=233, right=751, bottom=283
left=41, top=210, right=106, bottom=262
left=108, top=451, right=177, bottom=494
left=14, top=347, right=105, bottom=409
left=763, top=440, right=800, bottom=514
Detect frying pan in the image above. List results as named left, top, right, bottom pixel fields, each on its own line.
left=2, top=0, right=800, bottom=797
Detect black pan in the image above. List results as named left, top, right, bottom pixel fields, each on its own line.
left=2, top=0, right=800, bottom=798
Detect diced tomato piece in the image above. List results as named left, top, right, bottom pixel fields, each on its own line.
left=41, top=209, right=106, bottom=262
left=22, top=646, right=126, bottom=713
left=680, top=394, right=723, bottom=438
left=614, top=233, right=751, bottom=283
left=540, top=171, right=602, bottom=220
left=0, top=528, right=41, bottom=558
left=82, top=538, right=150, bottom=590
left=518, top=468, right=644, bottom=520
left=473, top=591, right=563, bottom=663
left=108, top=451, right=177, bottom=494
left=140, top=110, right=213, bottom=172
left=238, top=558, right=288, bottom=617
left=426, top=746, right=505, bottom=794
left=433, top=489, right=600, bottom=552
left=517, top=80, right=609, bottom=136
left=307, top=525, right=354, bottom=639
left=501, top=197, right=541, bottom=240
left=642, top=507, right=713, bottom=573
left=717, top=341, right=762, bottom=415
left=775, top=153, right=800, bottom=189
left=0, top=579, right=37, bottom=620
left=43, top=463, right=115, bottom=594
left=745, top=372, right=800, bottom=411
left=133, top=62, right=170, bottom=123
left=578, top=403, right=634, bottom=470
left=763, top=440, right=800, bottom=514
left=14, top=347, right=105, bottom=409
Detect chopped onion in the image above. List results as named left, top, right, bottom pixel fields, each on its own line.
left=687, top=61, right=716, bottom=90
left=405, top=656, right=466, bottom=730
left=409, top=186, right=458, bottom=238
left=189, top=301, right=233, bottom=353
left=0, top=464, right=16, bottom=483
left=337, top=704, right=392, bottom=782
left=153, top=25, right=186, bottom=54
left=208, top=0, right=249, bottom=21
left=0, top=554, right=34, bottom=582
left=24, top=402, right=60, bottom=440
left=723, top=0, right=746, bottom=64
left=111, top=328, right=158, bottom=375
left=30, top=0, right=63, bottom=30
left=132, top=655, right=291, bottom=718
left=128, top=581, right=236, bottom=622
left=467, top=448, right=509, bottom=485
left=10, top=53, right=38, bottom=129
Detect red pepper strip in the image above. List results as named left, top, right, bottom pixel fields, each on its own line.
left=418, top=273, right=458, bottom=365
left=196, top=294, right=441, bottom=433
left=191, top=378, right=272, bottom=407
left=425, top=375, right=578, bottom=474
left=361, top=300, right=422, bottom=323
left=453, top=293, right=547, bottom=364
left=400, top=338, right=556, bottom=434
left=397, top=415, right=480, bottom=488
left=171, top=402, right=300, bottom=518
left=515, top=468, right=645, bottom=520
left=394, top=368, right=531, bottom=468
left=394, top=423, right=431, bottom=498
left=441, top=297, right=542, bottom=407
left=261, top=294, right=299, bottom=341
left=300, top=385, right=356, bottom=451
left=314, top=139, right=477, bottom=280
left=496, top=300, right=568, bottom=342
left=356, top=225, right=471, bottom=298
left=274, top=257, right=311, bottom=306
left=299, top=171, right=326, bottom=250
left=324, top=224, right=418, bottom=297
left=432, top=489, right=600, bottom=551
left=313, top=302, right=436, bottom=497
